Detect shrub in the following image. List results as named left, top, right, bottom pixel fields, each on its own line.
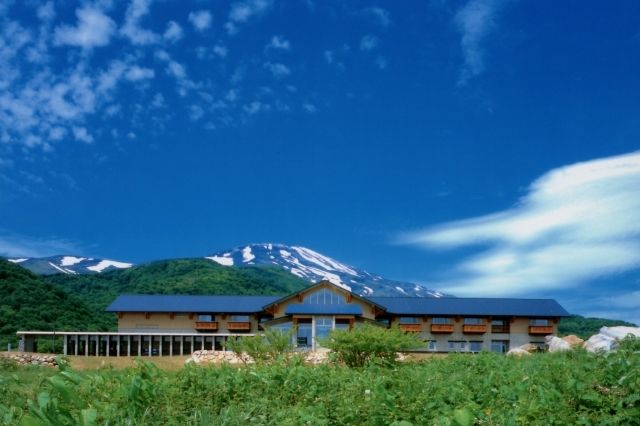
left=227, top=328, right=294, bottom=364
left=321, top=324, right=423, bottom=367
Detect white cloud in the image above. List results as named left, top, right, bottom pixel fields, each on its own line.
left=454, top=0, right=503, bottom=86
left=226, top=0, right=273, bottom=34
left=243, top=101, right=269, bottom=114
left=121, top=0, right=159, bottom=45
left=163, top=21, right=183, bottom=42
left=302, top=103, right=316, bottom=113
left=266, top=35, right=290, bottom=51
left=264, top=62, right=291, bottom=78
left=189, top=10, right=212, bottom=32
left=360, top=35, right=379, bottom=51
left=125, top=65, right=155, bottom=81
left=72, top=126, right=94, bottom=143
left=213, top=44, right=228, bottom=58
left=54, top=7, right=116, bottom=49
left=37, top=2, right=56, bottom=21
left=402, top=151, right=640, bottom=296
left=363, top=7, right=390, bottom=28
left=0, top=231, right=83, bottom=258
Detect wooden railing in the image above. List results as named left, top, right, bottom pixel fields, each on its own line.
left=463, top=324, right=487, bottom=334
left=195, top=321, right=218, bottom=331
left=491, top=326, right=510, bottom=333
left=529, top=326, right=553, bottom=335
left=431, top=324, right=454, bottom=333
left=399, top=323, right=422, bottom=332
left=227, top=322, right=252, bottom=331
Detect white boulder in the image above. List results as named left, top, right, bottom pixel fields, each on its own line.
left=583, top=326, right=640, bottom=353
left=545, top=336, right=571, bottom=352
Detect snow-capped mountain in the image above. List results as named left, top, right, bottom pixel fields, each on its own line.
left=7, top=256, right=133, bottom=275
left=206, top=243, right=445, bottom=297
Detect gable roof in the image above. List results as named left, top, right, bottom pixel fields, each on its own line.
left=106, top=295, right=280, bottom=313
left=261, top=280, right=386, bottom=311
left=368, top=297, right=570, bottom=317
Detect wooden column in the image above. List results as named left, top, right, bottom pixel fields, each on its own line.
left=106, top=335, right=110, bottom=357
left=169, top=336, right=173, bottom=356
left=148, top=336, right=152, bottom=357
left=94, top=336, right=99, bottom=356
left=85, top=335, right=89, bottom=356
left=63, top=335, right=68, bottom=355
left=127, top=335, right=131, bottom=357
left=116, top=336, right=120, bottom=357
left=180, top=336, right=184, bottom=356
left=74, top=335, right=79, bottom=356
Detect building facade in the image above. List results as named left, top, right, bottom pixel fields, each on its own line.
left=18, top=280, right=569, bottom=356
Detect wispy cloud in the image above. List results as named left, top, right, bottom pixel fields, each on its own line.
left=264, top=62, right=291, bottom=78
left=266, top=35, right=290, bottom=51
left=188, top=10, right=212, bottom=32
left=363, top=7, right=391, bottom=28
left=454, top=0, right=504, bottom=86
left=225, top=0, right=273, bottom=35
left=360, top=35, right=379, bottom=51
left=401, top=151, right=640, bottom=296
left=121, top=0, right=159, bottom=45
left=53, top=6, right=116, bottom=49
left=163, top=21, right=183, bottom=42
left=0, top=231, right=84, bottom=258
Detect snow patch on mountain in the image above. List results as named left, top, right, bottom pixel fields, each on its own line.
left=61, top=256, right=86, bottom=266
left=205, top=243, right=445, bottom=297
left=8, top=258, right=28, bottom=263
left=86, top=260, right=133, bottom=272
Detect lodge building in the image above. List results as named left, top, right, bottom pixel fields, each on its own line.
left=18, top=280, right=569, bottom=356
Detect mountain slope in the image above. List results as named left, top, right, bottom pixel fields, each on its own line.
left=0, top=258, right=112, bottom=346
left=206, top=243, right=444, bottom=297
left=7, top=255, right=132, bottom=275
left=43, top=258, right=309, bottom=325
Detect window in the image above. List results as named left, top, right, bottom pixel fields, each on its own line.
left=448, top=341, right=466, bottom=352
left=427, top=340, right=437, bottom=351
left=399, top=316, right=420, bottom=324
left=197, top=314, right=214, bottom=322
left=529, top=318, right=550, bottom=326
left=469, top=341, right=483, bottom=352
left=230, top=315, right=250, bottom=322
left=315, top=316, right=333, bottom=341
left=491, top=340, right=509, bottom=353
left=464, top=318, right=483, bottom=325
left=335, top=318, right=351, bottom=330
left=303, top=288, right=346, bottom=305
left=432, top=317, right=452, bottom=324
left=491, top=319, right=509, bottom=333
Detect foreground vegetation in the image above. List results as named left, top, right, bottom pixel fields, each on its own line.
left=1, top=338, right=638, bottom=425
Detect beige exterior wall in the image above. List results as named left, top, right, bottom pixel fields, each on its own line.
left=390, top=316, right=556, bottom=352
left=117, top=313, right=260, bottom=333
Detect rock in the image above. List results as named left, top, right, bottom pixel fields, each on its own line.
left=517, top=343, right=540, bottom=353
left=583, top=326, right=640, bottom=353
left=561, top=335, right=584, bottom=348
left=545, top=336, right=571, bottom=352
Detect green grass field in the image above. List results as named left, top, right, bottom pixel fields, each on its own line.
left=1, top=340, right=639, bottom=426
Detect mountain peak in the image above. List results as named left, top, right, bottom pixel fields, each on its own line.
left=205, top=243, right=444, bottom=298
left=7, top=255, right=133, bottom=275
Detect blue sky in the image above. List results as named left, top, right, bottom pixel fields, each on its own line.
left=1, top=0, right=639, bottom=323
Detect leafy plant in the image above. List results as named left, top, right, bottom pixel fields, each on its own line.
left=322, top=324, right=423, bottom=367
left=227, top=328, right=294, bottom=364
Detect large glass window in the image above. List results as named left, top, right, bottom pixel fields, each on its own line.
left=399, top=316, right=420, bottom=324
left=469, top=341, right=483, bottom=352
left=230, top=315, right=250, bottom=322
left=491, top=319, right=509, bottom=333
left=303, top=288, right=346, bottom=305
left=335, top=318, right=351, bottom=330
left=197, top=314, right=214, bottom=322
left=432, top=317, right=452, bottom=324
left=448, top=341, right=466, bottom=352
left=464, top=318, right=483, bottom=325
left=427, top=340, right=437, bottom=351
left=529, top=318, right=550, bottom=326
left=491, top=340, right=509, bottom=353
left=315, top=316, right=333, bottom=342
left=297, top=321, right=312, bottom=348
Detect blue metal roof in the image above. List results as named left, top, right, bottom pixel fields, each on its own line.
left=368, top=297, right=570, bottom=317
left=106, top=295, right=280, bottom=313
left=284, top=304, right=363, bottom=315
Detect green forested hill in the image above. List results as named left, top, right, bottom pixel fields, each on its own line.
left=559, top=315, right=636, bottom=339
left=0, top=259, right=112, bottom=346
left=42, top=258, right=308, bottom=329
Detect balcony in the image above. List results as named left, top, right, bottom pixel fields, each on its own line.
left=195, top=321, right=218, bottom=331
left=529, top=326, right=553, bottom=335
left=491, top=326, right=510, bottom=333
left=227, top=321, right=252, bottom=332
left=431, top=324, right=454, bottom=333
left=463, top=324, right=487, bottom=334
left=399, top=323, right=422, bottom=332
